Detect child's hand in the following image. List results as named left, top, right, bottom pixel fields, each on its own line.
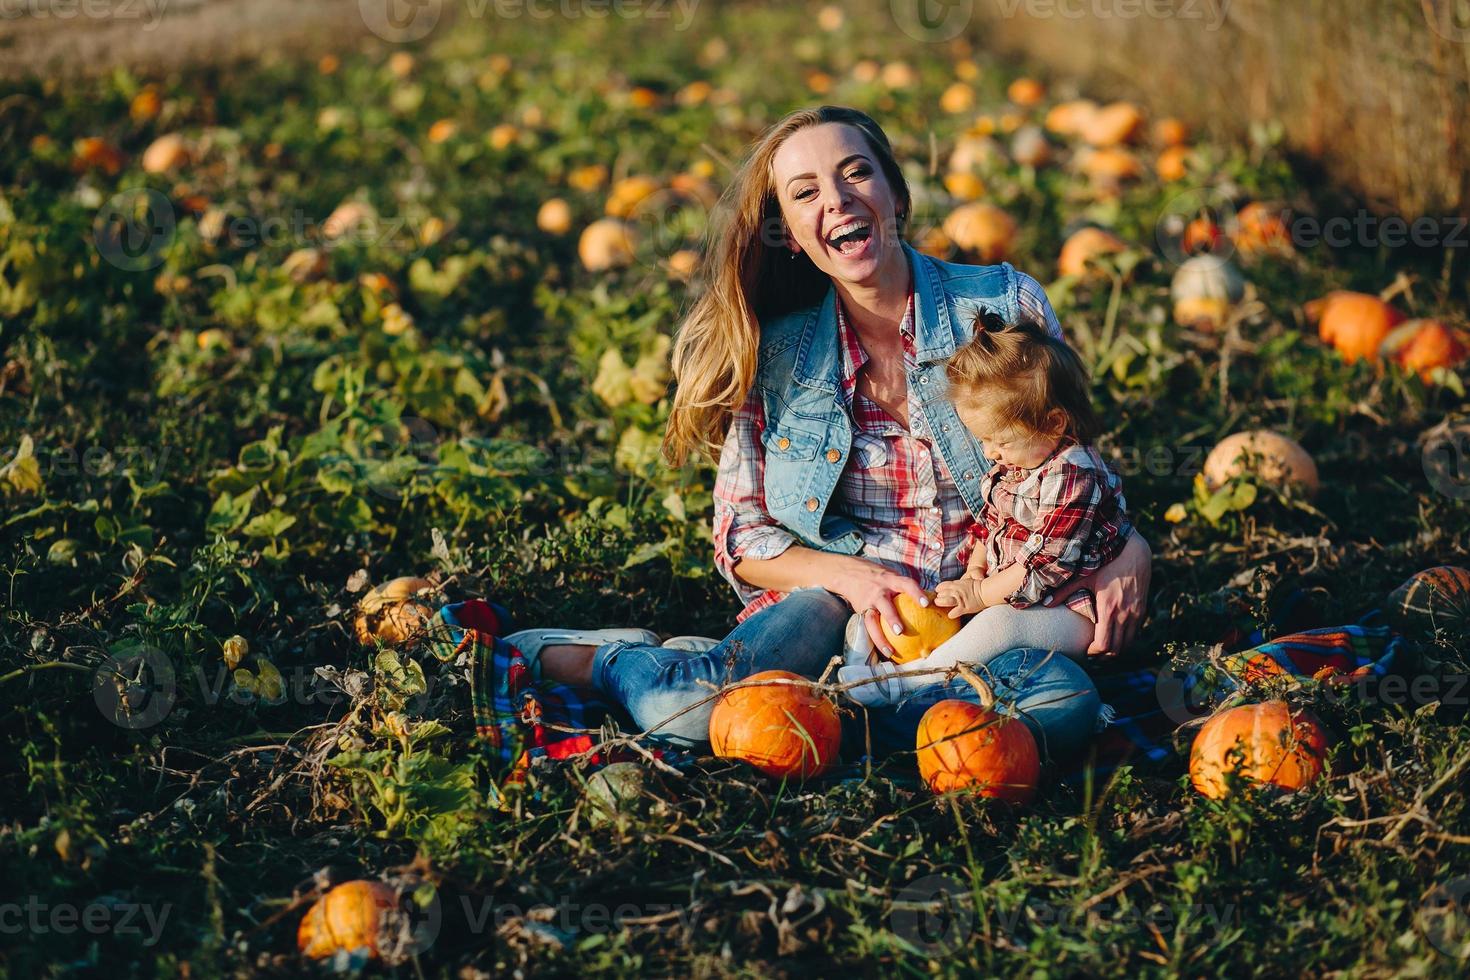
left=934, top=577, right=987, bottom=619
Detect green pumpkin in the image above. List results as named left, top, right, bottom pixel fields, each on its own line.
left=582, top=762, right=667, bottom=828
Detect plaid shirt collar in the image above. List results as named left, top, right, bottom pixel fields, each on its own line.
left=792, top=242, right=963, bottom=392
left=833, top=291, right=917, bottom=417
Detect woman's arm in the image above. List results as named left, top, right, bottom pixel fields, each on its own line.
left=711, top=389, right=925, bottom=659
left=1056, top=532, right=1151, bottom=658
left=734, top=549, right=929, bottom=660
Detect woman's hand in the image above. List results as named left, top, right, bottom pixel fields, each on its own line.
left=828, top=557, right=929, bottom=660
left=1059, top=533, right=1151, bottom=659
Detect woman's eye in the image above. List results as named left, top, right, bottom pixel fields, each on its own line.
left=794, top=187, right=816, bottom=201
left=846, top=167, right=871, bottom=180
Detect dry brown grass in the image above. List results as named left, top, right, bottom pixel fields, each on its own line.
left=978, top=0, right=1470, bottom=216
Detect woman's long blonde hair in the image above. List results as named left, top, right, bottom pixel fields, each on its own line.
left=662, top=106, right=911, bottom=466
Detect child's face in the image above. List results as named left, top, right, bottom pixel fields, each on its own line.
left=955, top=401, right=1063, bottom=469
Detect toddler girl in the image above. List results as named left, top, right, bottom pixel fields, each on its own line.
left=840, top=310, right=1133, bottom=706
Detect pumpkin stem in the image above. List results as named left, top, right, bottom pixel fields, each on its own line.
left=954, top=664, right=996, bottom=711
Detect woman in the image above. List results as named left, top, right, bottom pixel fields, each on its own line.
left=509, top=106, right=1151, bottom=763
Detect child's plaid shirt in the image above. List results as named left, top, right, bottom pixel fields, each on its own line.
left=712, top=276, right=1065, bottom=622
left=966, top=440, right=1133, bottom=622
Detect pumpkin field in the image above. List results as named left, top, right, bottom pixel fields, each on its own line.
left=3, top=2, right=1470, bottom=976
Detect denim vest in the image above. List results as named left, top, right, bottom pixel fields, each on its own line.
left=753, top=242, right=1024, bottom=555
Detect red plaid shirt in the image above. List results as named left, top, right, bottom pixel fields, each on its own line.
left=966, top=441, right=1132, bottom=622
left=712, top=275, right=1064, bottom=622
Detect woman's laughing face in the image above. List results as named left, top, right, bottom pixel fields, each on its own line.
left=770, top=122, right=905, bottom=287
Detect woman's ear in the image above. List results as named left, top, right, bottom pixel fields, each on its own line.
left=1045, top=409, right=1070, bottom=438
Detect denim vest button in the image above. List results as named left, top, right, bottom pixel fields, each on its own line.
left=963, top=471, right=974, bottom=480
left=805, top=497, right=819, bottom=511
left=919, top=375, right=930, bottom=384
left=777, top=436, right=791, bottom=450
left=826, top=449, right=841, bottom=463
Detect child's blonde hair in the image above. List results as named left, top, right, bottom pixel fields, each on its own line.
left=945, top=309, right=1100, bottom=443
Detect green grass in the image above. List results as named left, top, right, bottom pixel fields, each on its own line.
left=1, top=3, right=1468, bottom=976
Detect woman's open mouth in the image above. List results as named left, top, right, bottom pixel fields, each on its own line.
left=825, top=219, right=873, bottom=256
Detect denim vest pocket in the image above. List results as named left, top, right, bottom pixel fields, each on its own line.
left=760, top=424, right=822, bottom=509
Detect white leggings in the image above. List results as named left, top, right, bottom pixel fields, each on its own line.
left=900, top=604, right=1094, bottom=687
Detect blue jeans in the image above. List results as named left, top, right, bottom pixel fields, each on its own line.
left=591, top=587, right=1102, bottom=763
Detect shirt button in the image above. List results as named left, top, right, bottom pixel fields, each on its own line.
left=777, top=437, right=791, bottom=450
left=826, top=449, right=841, bottom=463
left=805, top=497, right=819, bottom=511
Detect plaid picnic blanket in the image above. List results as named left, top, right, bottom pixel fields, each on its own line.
left=1074, top=623, right=1403, bottom=783
left=426, top=596, right=1403, bottom=784
left=425, top=599, right=626, bottom=774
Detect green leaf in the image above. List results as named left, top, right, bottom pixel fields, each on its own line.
left=207, top=488, right=257, bottom=534
left=242, top=509, right=297, bottom=538
left=623, top=537, right=675, bottom=569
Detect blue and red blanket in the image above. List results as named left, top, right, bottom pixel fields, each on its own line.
left=424, top=597, right=1402, bottom=783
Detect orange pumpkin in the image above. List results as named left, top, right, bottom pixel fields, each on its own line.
left=578, top=219, right=639, bottom=271
left=605, top=176, right=661, bottom=218
left=915, top=669, right=1040, bottom=803
left=536, top=198, right=573, bottom=235
left=1379, top=319, right=1470, bottom=380
left=1058, top=227, right=1128, bottom=278
left=1077, top=148, right=1143, bottom=189
left=1081, top=101, right=1144, bottom=147
left=1189, top=701, right=1329, bottom=799
left=72, top=136, right=126, bottom=175
left=940, top=82, right=976, bottom=115
left=1202, top=430, right=1319, bottom=496
left=1155, top=145, right=1191, bottom=183
left=941, top=203, right=1017, bottom=262
left=1385, top=566, right=1470, bottom=637
left=942, top=172, right=987, bottom=202
left=1153, top=117, right=1190, bottom=147
left=1306, top=291, right=1405, bottom=363
left=298, top=880, right=397, bottom=960
left=1044, top=99, right=1097, bottom=137
left=1182, top=216, right=1225, bottom=255
left=1007, top=77, right=1046, bottom=107
left=142, top=133, right=190, bottom=175
left=352, top=576, right=437, bottom=646
left=1234, top=202, right=1294, bottom=256
left=709, top=670, right=841, bottom=781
